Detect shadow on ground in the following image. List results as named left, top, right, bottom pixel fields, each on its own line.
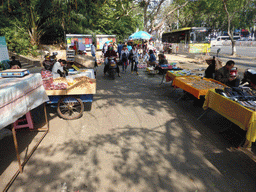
left=4, top=65, right=256, bottom=191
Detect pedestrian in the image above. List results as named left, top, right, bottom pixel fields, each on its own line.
left=130, top=44, right=139, bottom=75
left=215, top=60, right=240, bottom=87
left=117, top=41, right=123, bottom=60
left=91, top=41, right=98, bottom=77
left=102, top=43, right=108, bottom=56
left=113, top=42, right=118, bottom=53
left=120, top=45, right=129, bottom=73
left=91, top=41, right=96, bottom=57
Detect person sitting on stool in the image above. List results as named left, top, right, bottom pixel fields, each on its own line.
left=215, top=60, right=240, bottom=87
left=155, top=54, right=168, bottom=75
left=10, top=56, right=22, bottom=69
left=205, top=56, right=216, bottom=79
left=147, top=49, right=156, bottom=67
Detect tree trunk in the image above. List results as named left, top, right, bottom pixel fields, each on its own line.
left=231, top=40, right=236, bottom=56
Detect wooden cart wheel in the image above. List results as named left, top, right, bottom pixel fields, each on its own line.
left=57, top=96, right=84, bottom=120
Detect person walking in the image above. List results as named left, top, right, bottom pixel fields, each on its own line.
left=117, top=41, right=123, bottom=60
left=130, top=44, right=139, bottom=75
left=91, top=41, right=96, bottom=57
left=113, top=42, right=118, bottom=53
left=120, top=45, right=129, bottom=73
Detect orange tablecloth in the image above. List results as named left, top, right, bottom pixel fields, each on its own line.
left=172, top=76, right=226, bottom=99
left=203, top=89, right=256, bottom=144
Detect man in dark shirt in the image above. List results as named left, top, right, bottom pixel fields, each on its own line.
left=103, top=45, right=120, bottom=77
left=205, top=56, right=216, bottom=79
left=215, top=60, right=240, bottom=87
left=10, top=56, right=22, bottom=69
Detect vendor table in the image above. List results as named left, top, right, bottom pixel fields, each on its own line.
left=165, top=70, right=188, bottom=83
left=172, top=76, right=226, bottom=99
left=203, top=89, right=256, bottom=147
left=159, top=67, right=182, bottom=84
left=0, top=73, right=49, bottom=190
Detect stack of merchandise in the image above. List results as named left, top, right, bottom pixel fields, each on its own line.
left=215, top=87, right=256, bottom=111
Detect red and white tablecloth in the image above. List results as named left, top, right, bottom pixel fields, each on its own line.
left=0, top=73, right=49, bottom=129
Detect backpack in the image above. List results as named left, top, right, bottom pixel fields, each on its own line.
left=128, top=50, right=133, bottom=60
left=122, top=52, right=128, bottom=62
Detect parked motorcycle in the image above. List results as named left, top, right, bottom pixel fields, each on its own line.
left=241, top=68, right=256, bottom=89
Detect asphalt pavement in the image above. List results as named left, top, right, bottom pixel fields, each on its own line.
left=1, top=62, right=256, bottom=191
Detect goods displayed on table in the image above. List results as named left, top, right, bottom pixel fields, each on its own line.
left=169, top=69, right=195, bottom=76
left=215, top=87, right=256, bottom=111
left=177, top=76, right=225, bottom=90
left=41, top=68, right=96, bottom=95
left=158, top=62, right=178, bottom=69
left=0, top=69, right=29, bottom=78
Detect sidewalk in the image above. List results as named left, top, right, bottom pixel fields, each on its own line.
left=1, top=58, right=256, bottom=192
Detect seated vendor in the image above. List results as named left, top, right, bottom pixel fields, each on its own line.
left=214, top=60, right=240, bottom=87
left=52, top=59, right=68, bottom=78
left=10, top=56, right=22, bottom=69
left=155, top=54, right=168, bottom=74
left=204, top=56, right=216, bottom=79
left=147, top=49, right=156, bottom=67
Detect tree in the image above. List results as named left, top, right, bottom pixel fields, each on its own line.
left=222, top=0, right=252, bottom=56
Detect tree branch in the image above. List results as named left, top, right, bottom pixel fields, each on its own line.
left=151, top=1, right=188, bottom=32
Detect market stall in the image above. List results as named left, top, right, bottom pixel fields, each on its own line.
left=172, top=76, right=226, bottom=99
left=0, top=72, right=49, bottom=189
left=42, top=69, right=96, bottom=120
left=203, top=89, right=256, bottom=148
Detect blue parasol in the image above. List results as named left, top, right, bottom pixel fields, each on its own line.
left=129, top=31, right=151, bottom=40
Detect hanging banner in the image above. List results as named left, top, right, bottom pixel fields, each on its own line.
left=0, top=36, right=9, bottom=61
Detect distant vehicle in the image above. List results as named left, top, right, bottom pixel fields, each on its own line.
left=211, top=36, right=240, bottom=46
left=162, top=27, right=211, bottom=54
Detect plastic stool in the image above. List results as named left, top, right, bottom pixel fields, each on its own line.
left=14, top=111, right=34, bottom=130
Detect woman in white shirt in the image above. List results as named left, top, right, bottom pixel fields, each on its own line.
left=52, top=59, right=67, bottom=78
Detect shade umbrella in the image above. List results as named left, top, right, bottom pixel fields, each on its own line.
left=129, top=31, right=151, bottom=40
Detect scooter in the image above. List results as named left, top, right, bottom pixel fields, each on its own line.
left=241, top=68, right=256, bottom=89
left=107, top=56, right=117, bottom=79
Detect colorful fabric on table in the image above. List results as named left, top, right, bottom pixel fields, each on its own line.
left=0, top=73, right=49, bottom=129
left=203, top=89, right=256, bottom=143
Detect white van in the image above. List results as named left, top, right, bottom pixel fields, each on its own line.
left=211, top=36, right=240, bottom=46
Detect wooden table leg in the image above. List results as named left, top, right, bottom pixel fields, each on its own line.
left=12, top=127, right=23, bottom=173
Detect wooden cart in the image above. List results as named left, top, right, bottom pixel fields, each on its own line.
left=45, top=75, right=96, bottom=120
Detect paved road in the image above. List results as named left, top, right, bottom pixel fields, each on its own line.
left=211, top=46, right=256, bottom=58
left=1, top=64, right=256, bottom=191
